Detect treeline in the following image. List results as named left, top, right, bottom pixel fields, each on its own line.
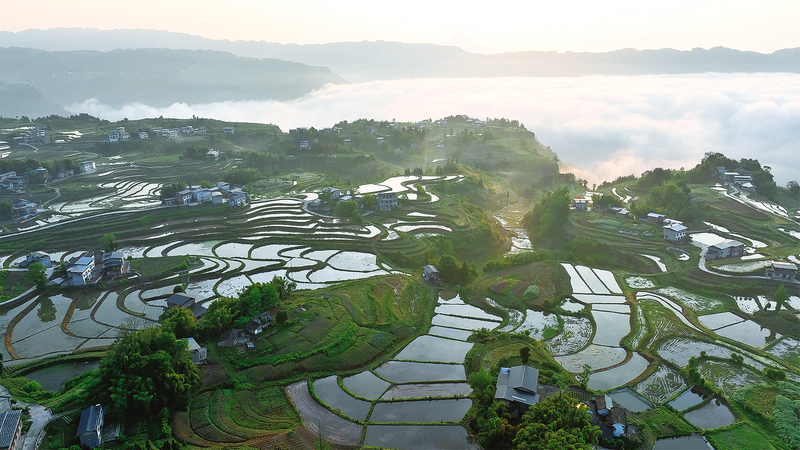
left=0, top=157, right=77, bottom=175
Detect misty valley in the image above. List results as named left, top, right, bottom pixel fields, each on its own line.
left=0, top=112, right=796, bottom=450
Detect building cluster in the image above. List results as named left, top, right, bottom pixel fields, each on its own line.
left=107, top=127, right=130, bottom=142
left=647, top=213, right=688, bottom=242
left=307, top=187, right=398, bottom=213
left=16, top=125, right=49, bottom=144
left=165, top=182, right=248, bottom=208
left=718, top=166, right=756, bottom=192
left=18, top=249, right=128, bottom=287
left=216, top=311, right=277, bottom=352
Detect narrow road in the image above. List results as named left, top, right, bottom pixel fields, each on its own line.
left=0, top=385, right=60, bottom=450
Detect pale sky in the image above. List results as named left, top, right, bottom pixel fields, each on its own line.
left=3, top=0, right=798, bottom=53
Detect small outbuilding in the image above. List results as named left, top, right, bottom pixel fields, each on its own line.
left=765, top=261, right=797, bottom=280
left=422, top=265, right=442, bottom=285
left=76, top=404, right=104, bottom=448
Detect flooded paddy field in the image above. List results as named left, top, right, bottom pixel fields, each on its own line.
left=669, top=388, right=706, bottom=411
left=23, top=360, right=100, bottom=392
left=554, top=344, right=627, bottom=372
left=364, top=425, right=477, bottom=450
left=591, top=310, right=631, bottom=346
left=343, top=372, right=390, bottom=399
left=607, top=388, right=652, bottom=412
left=394, top=335, right=473, bottom=363
left=313, top=376, right=372, bottom=421
left=696, top=360, right=764, bottom=396
left=427, top=326, right=473, bottom=341
left=375, top=361, right=466, bottom=383
left=369, top=398, right=472, bottom=423
left=545, top=315, right=593, bottom=355
left=654, top=435, right=713, bottom=450
left=381, top=383, right=472, bottom=400
left=587, top=353, right=650, bottom=391
left=683, top=399, right=735, bottom=429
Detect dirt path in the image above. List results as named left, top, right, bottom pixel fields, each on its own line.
left=284, top=381, right=362, bottom=446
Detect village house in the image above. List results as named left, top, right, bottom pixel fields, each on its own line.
left=217, top=328, right=250, bottom=348
left=322, top=187, right=341, bottom=201
left=0, top=410, right=23, bottom=450
left=181, top=126, right=194, bottom=134
left=192, top=188, right=212, bottom=203
left=165, top=292, right=207, bottom=318
left=5, top=176, right=26, bottom=191
left=376, top=192, right=399, bottom=211
left=229, top=191, right=248, bottom=207
left=23, top=251, right=52, bottom=268
left=0, top=172, right=15, bottom=182
left=211, top=191, right=224, bottom=204
left=422, top=265, right=443, bottom=285
left=307, top=199, right=321, bottom=211
left=223, top=127, right=235, bottom=134
left=185, top=337, right=208, bottom=365
left=596, top=394, right=613, bottom=415
left=76, top=404, right=104, bottom=448
left=706, top=240, right=745, bottom=259
left=137, top=131, right=149, bottom=140
left=663, top=223, right=688, bottom=242
left=572, top=199, right=588, bottom=211
left=609, top=407, right=628, bottom=437
left=494, top=365, right=540, bottom=418
left=66, top=254, right=95, bottom=286
left=299, top=140, right=309, bottom=149
left=205, top=149, right=219, bottom=159
left=101, top=251, right=125, bottom=275
left=217, top=181, right=230, bottom=191
left=78, top=161, right=96, bottom=173
left=246, top=312, right=274, bottom=335
left=765, top=261, right=797, bottom=280
left=175, top=189, right=193, bottom=205
left=58, top=169, right=74, bottom=179
left=646, top=212, right=666, bottom=225
left=107, top=127, right=130, bottom=142
left=12, top=199, right=37, bottom=218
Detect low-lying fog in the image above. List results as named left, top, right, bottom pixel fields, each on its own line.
left=69, top=73, right=800, bottom=185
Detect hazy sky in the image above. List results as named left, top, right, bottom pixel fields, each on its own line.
left=4, top=0, right=798, bottom=53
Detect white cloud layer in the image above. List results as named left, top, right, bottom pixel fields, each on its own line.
left=68, top=73, right=800, bottom=186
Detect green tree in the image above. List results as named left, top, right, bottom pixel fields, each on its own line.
left=160, top=307, right=198, bottom=339
left=360, top=194, right=377, bottom=210
left=99, top=233, right=118, bottom=252
left=28, top=262, right=48, bottom=289
left=239, top=283, right=279, bottom=317
left=93, top=327, right=199, bottom=420
left=523, top=188, right=571, bottom=246
left=513, top=392, right=599, bottom=450
left=774, top=284, right=788, bottom=311
left=270, top=276, right=296, bottom=301
left=333, top=199, right=358, bottom=217
left=520, top=347, right=531, bottom=365
left=159, top=182, right=186, bottom=201
left=438, top=254, right=458, bottom=283
left=467, top=369, right=496, bottom=408
left=577, top=364, right=592, bottom=388
left=275, top=310, right=288, bottom=325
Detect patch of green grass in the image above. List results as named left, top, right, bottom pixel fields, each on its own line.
left=706, top=423, right=777, bottom=450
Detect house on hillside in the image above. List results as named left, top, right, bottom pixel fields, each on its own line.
left=76, top=404, right=104, bottom=448
left=0, top=410, right=22, bottom=450
left=572, top=199, right=587, bottom=211
left=12, top=199, right=37, bottom=217
left=246, top=312, right=274, bottom=335
left=185, top=337, right=207, bottom=365
left=101, top=252, right=125, bottom=275
left=765, top=261, right=797, bottom=280
left=376, top=192, right=399, bottom=211
left=175, top=189, right=192, bottom=205
left=211, top=191, right=224, bottom=204
left=217, top=329, right=250, bottom=348
left=706, top=240, right=745, bottom=259
left=165, top=293, right=207, bottom=318
left=422, top=265, right=442, bottom=285
left=23, top=251, right=52, bottom=268
left=66, top=254, right=96, bottom=287
left=78, top=161, right=96, bottom=173
left=646, top=212, right=666, bottom=225
left=596, top=394, right=613, bottom=415
left=223, top=127, right=234, bottom=135
left=494, top=365, right=540, bottom=418
left=663, top=223, right=687, bottom=242
left=229, top=191, right=248, bottom=207
left=322, top=187, right=341, bottom=201
left=609, top=407, right=627, bottom=437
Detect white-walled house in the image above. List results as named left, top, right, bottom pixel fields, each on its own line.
left=663, top=223, right=687, bottom=242
left=79, top=161, right=97, bottom=173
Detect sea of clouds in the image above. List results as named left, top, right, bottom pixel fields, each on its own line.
left=69, top=73, right=800, bottom=186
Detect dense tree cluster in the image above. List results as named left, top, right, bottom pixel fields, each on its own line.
left=92, top=327, right=199, bottom=420
left=524, top=188, right=571, bottom=245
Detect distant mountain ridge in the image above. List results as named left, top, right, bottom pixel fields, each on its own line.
left=0, top=28, right=797, bottom=82
left=0, top=47, right=346, bottom=115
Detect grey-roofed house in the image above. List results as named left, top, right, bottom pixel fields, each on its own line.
left=597, top=394, right=613, bottom=415
left=76, top=404, right=104, bottom=448
left=706, top=240, right=745, bottom=260
left=663, top=223, right=687, bottom=242
left=422, top=265, right=442, bottom=285
left=0, top=410, right=22, bottom=450
left=376, top=192, right=399, bottom=211
left=165, top=293, right=207, bottom=318
left=765, top=261, right=797, bottom=280
left=494, top=365, right=540, bottom=417
left=184, top=337, right=207, bottom=365
left=23, top=251, right=52, bottom=268
left=101, top=251, right=125, bottom=275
